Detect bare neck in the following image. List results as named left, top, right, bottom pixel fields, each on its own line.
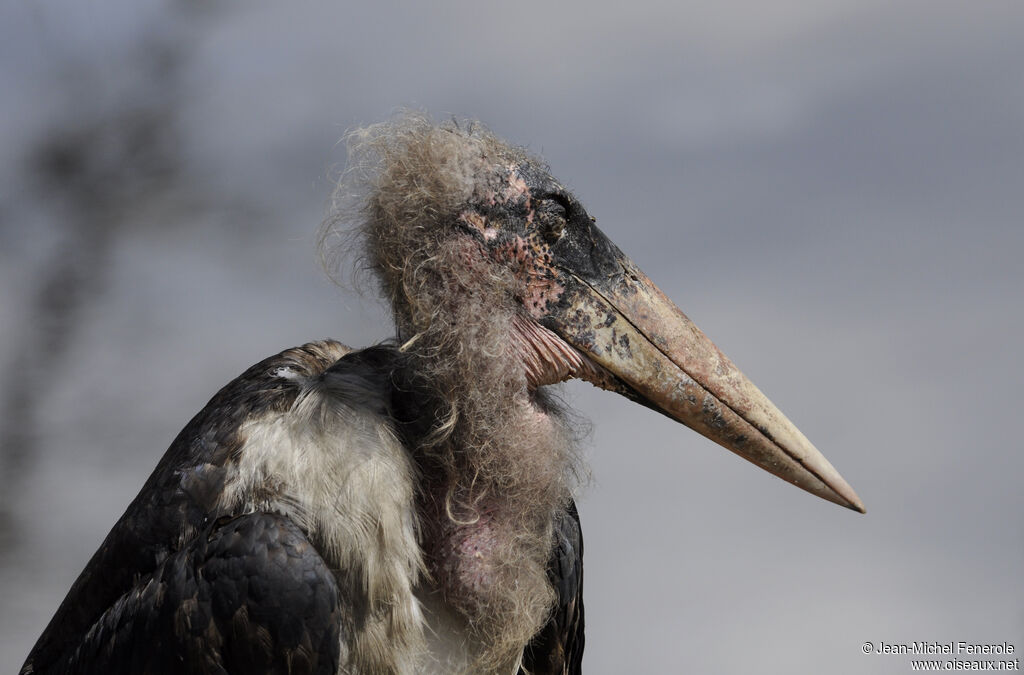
left=392, top=316, right=580, bottom=671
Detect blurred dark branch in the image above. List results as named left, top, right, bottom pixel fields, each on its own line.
left=0, top=1, right=210, bottom=550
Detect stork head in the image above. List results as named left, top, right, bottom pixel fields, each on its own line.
left=328, top=113, right=864, bottom=513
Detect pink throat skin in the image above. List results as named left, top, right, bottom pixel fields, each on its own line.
left=430, top=500, right=504, bottom=614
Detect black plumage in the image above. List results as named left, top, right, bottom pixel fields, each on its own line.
left=523, top=503, right=585, bottom=675
left=21, top=343, right=584, bottom=674
left=23, top=343, right=341, bottom=674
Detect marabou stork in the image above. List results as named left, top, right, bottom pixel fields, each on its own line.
left=21, top=114, right=864, bottom=675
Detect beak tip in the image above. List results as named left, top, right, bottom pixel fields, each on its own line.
left=845, top=499, right=867, bottom=515
left=828, top=480, right=866, bottom=514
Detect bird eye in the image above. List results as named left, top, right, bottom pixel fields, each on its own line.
left=545, top=194, right=571, bottom=218
left=540, top=195, right=570, bottom=242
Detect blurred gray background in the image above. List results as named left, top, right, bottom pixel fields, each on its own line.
left=2, top=1, right=1022, bottom=672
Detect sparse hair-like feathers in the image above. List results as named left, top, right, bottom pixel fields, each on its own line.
left=321, top=112, right=582, bottom=672
left=320, top=111, right=534, bottom=336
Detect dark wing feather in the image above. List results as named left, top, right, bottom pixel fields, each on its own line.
left=521, top=501, right=585, bottom=675
left=44, top=513, right=342, bottom=674
left=20, top=341, right=351, bottom=674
